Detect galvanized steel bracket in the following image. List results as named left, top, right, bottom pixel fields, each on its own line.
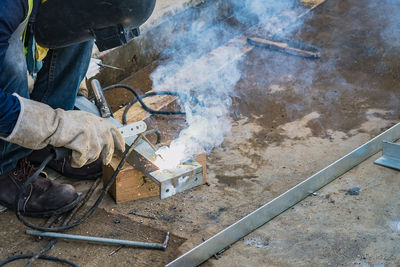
left=374, top=141, right=400, bottom=170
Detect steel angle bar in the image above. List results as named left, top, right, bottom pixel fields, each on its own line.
left=166, top=122, right=400, bottom=267
left=374, top=141, right=400, bottom=170
left=26, top=230, right=170, bottom=250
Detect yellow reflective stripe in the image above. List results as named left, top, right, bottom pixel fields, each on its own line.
left=21, top=0, right=50, bottom=60
left=20, top=0, right=33, bottom=53
left=22, top=0, right=34, bottom=25
left=35, top=43, right=49, bottom=61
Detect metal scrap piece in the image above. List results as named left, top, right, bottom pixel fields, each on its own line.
left=247, top=36, right=320, bottom=59
left=374, top=141, right=400, bottom=170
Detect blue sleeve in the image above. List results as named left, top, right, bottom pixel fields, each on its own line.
left=0, top=92, right=20, bottom=133
left=0, top=0, right=28, bottom=133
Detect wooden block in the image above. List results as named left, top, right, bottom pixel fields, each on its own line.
left=195, top=153, right=207, bottom=184
left=103, top=152, right=207, bottom=204
left=113, top=89, right=177, bottom=124
left=103, top=156, right=160, bottom=203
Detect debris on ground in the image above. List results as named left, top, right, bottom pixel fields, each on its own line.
left=244, top=237, right=270, bottom=249
left=246, top=36, right=321, bottom=59
left=345, top=187, right=361, bottom=196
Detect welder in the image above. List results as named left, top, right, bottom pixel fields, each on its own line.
left=0, top=0, right=156, bottom=216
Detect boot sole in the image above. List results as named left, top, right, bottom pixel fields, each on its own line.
left=0, top=194, right=81, bottom=218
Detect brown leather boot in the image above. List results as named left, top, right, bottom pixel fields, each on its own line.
left=28, top=146, right=102, bottom=180
left=0, top=158, right=79, bottom=217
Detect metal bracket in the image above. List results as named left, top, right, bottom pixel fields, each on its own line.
left=150, top=161, right=203, bottom=199
left=374, top=141, right=400, bottom=170
left=124, top=136, right=203, bottom=199
left=75, top=96, right=204, bottom=199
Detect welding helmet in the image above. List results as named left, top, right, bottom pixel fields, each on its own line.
left=34, top=0, right=156, bottom=51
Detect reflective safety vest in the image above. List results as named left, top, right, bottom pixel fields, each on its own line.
left=21, top=0, right=49, bottom=75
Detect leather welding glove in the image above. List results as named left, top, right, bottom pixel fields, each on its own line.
left=1, top=94, right=125, bottom=168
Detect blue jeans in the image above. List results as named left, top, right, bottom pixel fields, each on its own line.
left=0, top=40, right=94, bottom=174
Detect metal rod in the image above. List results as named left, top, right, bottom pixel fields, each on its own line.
left=246, top=36, right=320, bottom=59
left=166, top=122, right=400, bottom=267
left=97, top=63, right=125, bottom=71
left=26, top=230, right=170, bottom=250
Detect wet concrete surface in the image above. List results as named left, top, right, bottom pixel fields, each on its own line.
left=1, top=0, right=399, bottom=266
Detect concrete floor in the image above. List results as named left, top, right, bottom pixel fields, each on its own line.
left=1, top=0, right=399, bottom=266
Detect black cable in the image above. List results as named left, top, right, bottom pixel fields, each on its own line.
left=89, top=84, right=194, bottom=117
left=16, top=151, right=124, bottom=232
left=89, top=83, right=204, bottom=125
left=103, top=84, right=186, bottom=115
left=25, top=241, right=57, bottom=267
left=14, top=132, right=148, bottom=232
left=122, top=90, right=186, bottom=114
left=0, top=254, right=78, bottom=267
left=24, top=178, right=103, bottom=267
left=3, top=134, right=146, bottom=265
left=121, top=91, right=187, bottom=124
left=89, top=84, right=186, bottom=114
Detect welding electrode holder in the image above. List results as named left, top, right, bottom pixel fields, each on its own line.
left=91, top=79, right=112, bottom=118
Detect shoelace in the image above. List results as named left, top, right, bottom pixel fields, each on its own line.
left=12, top=159, right=49, bottom=211
left=20, top=159, right=38, bottom=179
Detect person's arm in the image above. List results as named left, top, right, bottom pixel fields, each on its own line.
left=0, top=0, right=125, bottom=167
left=0, top=0, right=29, bottom=134
left=0, top=92, right=21, bottom=134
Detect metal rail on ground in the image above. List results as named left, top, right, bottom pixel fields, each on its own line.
left=166, top=122, right=400, bottom=267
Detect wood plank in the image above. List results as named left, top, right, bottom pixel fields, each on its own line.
left=113, top=90, right=177, bottom=124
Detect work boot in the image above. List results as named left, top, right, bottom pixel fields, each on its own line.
left=0, top=158, right=79, bottom=217
left=28, top=146, right=102, bottom=180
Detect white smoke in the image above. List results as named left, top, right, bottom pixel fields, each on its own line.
left=151, top=0, right=310, bottom=169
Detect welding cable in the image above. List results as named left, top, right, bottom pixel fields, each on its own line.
left=3, top=140, right=139, bottom=266
left=24, top=178, right=104, bottom=267
left=0, top=254, right=79, bottom=267
left=88, top=83, right=203, bottom=124
left=3, top=132, right=155, bottom=265
left=121, top=90, right=187, bottom=124
left=89, top=83, right=186, bottom=115
left=14, top=131, right=146, bottom=232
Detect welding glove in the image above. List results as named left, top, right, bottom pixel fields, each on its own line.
left=1, top=94, right=125, bottom=168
